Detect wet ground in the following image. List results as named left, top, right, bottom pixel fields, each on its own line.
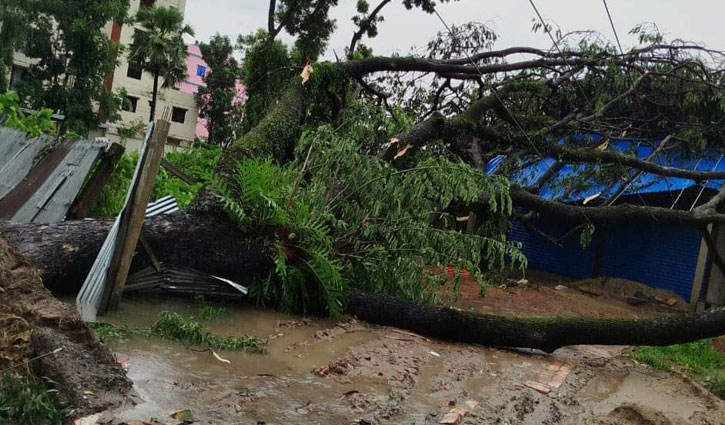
left=100, top=296, right=725, bottom=425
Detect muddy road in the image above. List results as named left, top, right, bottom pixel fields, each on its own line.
left=99, top=297, right=725, bottom=425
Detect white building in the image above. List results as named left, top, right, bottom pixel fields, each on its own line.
left=9, top=0, right=199, bottom=152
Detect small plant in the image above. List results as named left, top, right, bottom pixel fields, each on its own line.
left=88, top=322, right=131, bottom=342
left=194, top=295, right=229, bottom=321
left=0, top=373, right=65, bottom=425
left=89, top=312, right=264, bottom=353
left=150, top=312, right=264, bottom=352
left=0, top=92, right=56, bottom=138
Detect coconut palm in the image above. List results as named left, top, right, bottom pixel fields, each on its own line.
left=128, top=6, right=194, bottom=122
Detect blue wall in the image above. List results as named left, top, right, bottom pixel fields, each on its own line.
left=511, top=219, right=701, bottom=301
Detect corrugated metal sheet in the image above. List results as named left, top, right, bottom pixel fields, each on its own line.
left=487, top=136, right=725, bottom=204
left=498, top=135, right=715, bottom=301
left=0, top=126, right=108, bottom=222
left=77, top=123, right=155, bottom=322
left=11, top=139, right=107, bottom=223
left=145, top=195, right=179, bottom=217
left=0, top=127, right=53, bottom=199
left=124, top=264, right=248, bottom=298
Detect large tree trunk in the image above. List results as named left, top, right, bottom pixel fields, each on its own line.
left=3, top=214, right=725, bottom=352
left=0, top=213, right=269, bottom=293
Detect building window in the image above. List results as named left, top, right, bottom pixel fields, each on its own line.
left=167, top=137, right=182, bottom=146
left=140, top=0, right=156, bottom=8
left=127, top=63, right=143, bottom=80
left=9, top=65, right=27, bottom=90
left=196, top=65, right=207, bottom=77
left=122, top=96, right=139, bottom=113
left=171, top=107, right=187, bottom=124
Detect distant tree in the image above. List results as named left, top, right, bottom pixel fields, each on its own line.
left=0, top=0, right=38, bottom=93
left=236, top=0, right=339, bottom=133
left=11, top=0, right=130, bottom=135
left=128, top=6, right=194, bottom=122
left=197, top=35, right=242, bottom=147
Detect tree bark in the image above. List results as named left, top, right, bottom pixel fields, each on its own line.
left=4, top=215, right=725, bottom=352
left=345, top=290, right=725, bottom=353
left=0, top=213, right=270, bottom=293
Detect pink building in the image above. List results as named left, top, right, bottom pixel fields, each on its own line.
left=178, top=44, right=246, bottom=140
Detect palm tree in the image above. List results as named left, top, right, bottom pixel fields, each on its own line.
left=128, top=6, right=194, bottom=122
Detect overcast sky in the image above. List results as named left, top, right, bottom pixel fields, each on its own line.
left=184, top=0, right=725, bottom=58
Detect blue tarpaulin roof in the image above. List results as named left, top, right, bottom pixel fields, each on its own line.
left=486, top=136, right=725, bottom=205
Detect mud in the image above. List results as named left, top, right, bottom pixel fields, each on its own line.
left=99, top=297, right=725, bottom=425
left=453, top=273, right=686, bottom=318
left=0, top=235, right=131, bottom=417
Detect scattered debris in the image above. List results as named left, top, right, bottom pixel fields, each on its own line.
left=537, top=362, right=571, bottom=389
left=430, top=351, right=441, bottom=357
left=73, top=413, right=103, bottom=425
left=439, top=407, right=467, bottom=424
left=170, top=408, right=193, bottom=423
left=212, top=350, right=231, bottom=364
left=554, top=284, right=568, bottom=291
left=316, top=364, right=331, bottom=376
left=523, top=380, right=551, bottom=394
left=300, top=62, right=313, bottom=84
left=464, top=399, right=479, bottom=409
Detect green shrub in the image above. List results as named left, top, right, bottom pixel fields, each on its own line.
left=0, top=373, right=64, bottom=425
left=0, top=92, right=56, bottom=138
left=90, top=143, right=221, bottom=217
left=194, top=295, right=229, bottom=321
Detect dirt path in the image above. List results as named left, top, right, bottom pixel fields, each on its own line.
left=96, top=297, right=725, bottom=425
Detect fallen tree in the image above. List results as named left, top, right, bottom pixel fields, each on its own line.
left=4, top=215, right=725, bottom=353
left=7, top=3, right=725, bottom=414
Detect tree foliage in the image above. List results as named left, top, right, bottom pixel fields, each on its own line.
left=197, top=34, right=242, bottom=146
left=0, top=0, right=38, bottom=93
left=208, top=99, right=524, bottom=317
left=128, top=5, right=194, bottom=122
left=15, top=0, right=130, bottom=135
left=0, top=92, right=56, bottom=138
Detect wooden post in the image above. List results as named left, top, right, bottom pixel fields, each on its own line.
left=100, top=120, right=170, bottom=313
left=68, top=143, right=124, bottom=219
left=160, top=158, right=198, bottom=185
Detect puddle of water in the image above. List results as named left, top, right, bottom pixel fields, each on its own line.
left=578, top=370, right=700, bottom=419
left=103, top=296, right=380, bottom=424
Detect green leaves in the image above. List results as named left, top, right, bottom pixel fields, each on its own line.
left=0, top=91, right=56, bottom=138
left=0, top=373, right=65, bottom=425
left=197, top=35, right=243, bottom=147
left=211, top=101, right=523, bottom=317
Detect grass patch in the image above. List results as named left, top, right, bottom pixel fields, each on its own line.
left=89, top=312, right=264, bottom=353
left=0, top=373, right=65, bottom=425
left=88, top=322, right=131, bottom=342
left=635, top=339, right=725, bottom=398
left=149, top=312, right=263, bottom=352
left=193, top=295, right=229, bottom=321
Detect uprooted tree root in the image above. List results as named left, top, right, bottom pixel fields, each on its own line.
left=0, top=235, right=131, bottom=419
